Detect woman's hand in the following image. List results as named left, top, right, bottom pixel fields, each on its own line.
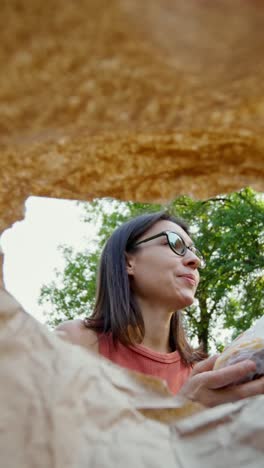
left=179, top=355, right=264, bottom=407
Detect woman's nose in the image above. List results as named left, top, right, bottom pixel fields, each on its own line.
left=183, top=249, right=201, bottom=269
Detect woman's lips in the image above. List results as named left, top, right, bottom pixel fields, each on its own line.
left=179, top=275, right=197, bottom=286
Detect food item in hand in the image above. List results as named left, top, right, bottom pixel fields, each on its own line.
left=214, top=316, right=264, bottom=383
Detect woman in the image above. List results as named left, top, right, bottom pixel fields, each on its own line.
left=57, top=211, right=263, bottom=406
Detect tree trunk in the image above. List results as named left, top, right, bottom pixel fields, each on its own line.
left=198, top=299, right=210, bottom=354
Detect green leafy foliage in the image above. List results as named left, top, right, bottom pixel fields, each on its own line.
left=39, top=188, right=264, bottom=352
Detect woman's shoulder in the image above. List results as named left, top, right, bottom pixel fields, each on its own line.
left=55, top=319, right=99, bottom=353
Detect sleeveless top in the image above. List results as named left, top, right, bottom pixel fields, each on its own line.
left=98, top=333, right=192, bottom=395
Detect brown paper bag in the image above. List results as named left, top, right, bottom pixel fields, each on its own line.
left=0, top=286, right=263, bottom=468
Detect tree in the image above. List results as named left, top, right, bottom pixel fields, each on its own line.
left=39, top=188, right=264, bottom=352
left=169, top=188, right=264, bottom=351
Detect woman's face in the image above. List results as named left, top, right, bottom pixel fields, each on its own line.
left=126, top=220, right=201, bottom=311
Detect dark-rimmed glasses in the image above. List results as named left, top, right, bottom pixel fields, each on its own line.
left=134, top=231, right=206, bottom=269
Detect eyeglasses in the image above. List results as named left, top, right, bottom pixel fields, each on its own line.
left=134, top=230, right=206, bottom=269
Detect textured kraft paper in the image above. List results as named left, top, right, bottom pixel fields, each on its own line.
left=0, top=285, right=264, bottom=468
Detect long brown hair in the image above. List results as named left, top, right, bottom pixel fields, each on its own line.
left=84, top=211, right=205, bottom=365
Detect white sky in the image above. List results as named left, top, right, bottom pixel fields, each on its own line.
left=1, top=196, right=97, bottom=323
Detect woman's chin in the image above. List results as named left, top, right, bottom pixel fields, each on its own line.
left=173, top=294, right=195, bottom=310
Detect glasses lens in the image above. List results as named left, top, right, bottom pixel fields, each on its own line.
left=168, top=232, right=185, bottom=254
left=168, top=232, right=206, bottom=268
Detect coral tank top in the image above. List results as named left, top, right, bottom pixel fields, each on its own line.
left=98, top=333, right=192, bottom=395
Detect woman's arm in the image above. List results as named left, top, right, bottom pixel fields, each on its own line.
left=55, top=319, right=99, bottom=353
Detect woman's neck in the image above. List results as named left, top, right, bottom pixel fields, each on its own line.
left=136, top=298, right=174, bottom=353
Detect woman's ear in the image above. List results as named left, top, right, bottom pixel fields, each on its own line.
left=125, top=252, right=136, bottom=276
